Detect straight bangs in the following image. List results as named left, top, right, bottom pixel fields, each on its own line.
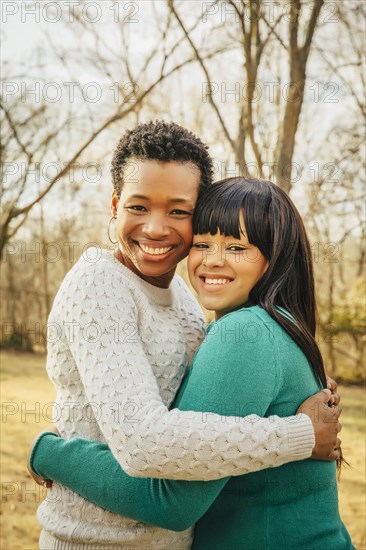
left=193, top=180, right=244, bottom=238
left=193, top=178, right=272, bottom=258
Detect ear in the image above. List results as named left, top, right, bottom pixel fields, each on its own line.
left=111, top=190, right=119, bottom=217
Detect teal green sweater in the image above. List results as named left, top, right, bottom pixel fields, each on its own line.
left=31, top=306, right=353, bottom=549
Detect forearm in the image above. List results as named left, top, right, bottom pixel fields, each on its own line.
left=116, top=409, right=314, bottom=479
left=31, top=433, right=228, bottom=531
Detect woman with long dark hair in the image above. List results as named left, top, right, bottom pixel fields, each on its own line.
left=29, top=176, right=352, bottom=549
left=193, top=176, right=326, bottom=386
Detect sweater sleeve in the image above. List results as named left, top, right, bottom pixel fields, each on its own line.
left=31, top=434, right=228, bottom=531
left=60, top=268, right=314, bottom=480
left=31, top=308, right=313, bottom=530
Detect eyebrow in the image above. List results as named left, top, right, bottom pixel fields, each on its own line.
left=126, top=194, right=194, bottom=205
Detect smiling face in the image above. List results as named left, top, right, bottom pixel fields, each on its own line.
left=188, top=212, right=269, bottom=319
left=111, top=159, right=201, bottom=288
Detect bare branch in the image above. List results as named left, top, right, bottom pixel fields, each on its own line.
left=302, top=0, right=324, bottom=60
left=169, top=0, right=236, bottom=153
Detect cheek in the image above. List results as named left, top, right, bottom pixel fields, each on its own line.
left=116, top=213, right=135, bottom=240
left=187, top=248, right=202, bottom=280
left=187, top=250, right=200, bottom=279
left=255, top=257, right=269, bottom=278
left=245, top=248, right=262, bottom=263
left=250, top=259, right=268, bottom=284
left=180, top=220, right=193, bottom=244
left=187, top=264, right=197, bottom=291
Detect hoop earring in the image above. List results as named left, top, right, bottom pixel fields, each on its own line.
left=108, top=216, right=118, bottom=244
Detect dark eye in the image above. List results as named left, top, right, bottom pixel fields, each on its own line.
left=170, top=209, right=192, bottom=216
left=193, top=243, right=209, bottom=249
left=125, top=205, right=147, bottom=212
left=227, top=245, right=247, bottom=252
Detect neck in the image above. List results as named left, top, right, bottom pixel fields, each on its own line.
left=214, top=299, right=253, bottom=321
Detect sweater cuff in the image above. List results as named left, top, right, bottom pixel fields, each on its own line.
left=283, top=413, right=315, bottom=460
left=29, top=432, right=60, bottom=477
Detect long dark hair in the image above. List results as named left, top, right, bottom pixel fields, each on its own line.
left=194, top=177, right=326, bottom=387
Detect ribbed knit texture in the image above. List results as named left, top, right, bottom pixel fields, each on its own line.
left=36, top=249, right=315, bottom=548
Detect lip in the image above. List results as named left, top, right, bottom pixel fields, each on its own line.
left=198, top=273, right=234, bottom=291
left=134, top=241, right=177, bottom=262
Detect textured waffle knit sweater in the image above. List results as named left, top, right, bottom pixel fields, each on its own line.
left=35, top=249, right=315, bottom=549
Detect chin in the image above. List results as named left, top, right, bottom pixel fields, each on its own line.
left=140, top=262, right=176, bottom=275
left=201, top=300, right=223, bottom=312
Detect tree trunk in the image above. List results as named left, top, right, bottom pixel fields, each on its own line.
left=275, top=64, right=306, bottom=193
left=275, top=0, right=324, bottom=193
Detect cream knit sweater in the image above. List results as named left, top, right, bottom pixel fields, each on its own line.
left=37, top=249, right=314, bottom=548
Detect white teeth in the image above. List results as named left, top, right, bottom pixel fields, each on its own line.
left=204, top=278, right=231, bottom=285
left=139, top=244, right=173, bottom=255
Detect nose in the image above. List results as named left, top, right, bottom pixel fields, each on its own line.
left=202, top=244, right=225, bottom=267
left=142, top=212, right=170, bottom=239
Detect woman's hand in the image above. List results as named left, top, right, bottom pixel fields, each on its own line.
left=297, top=389, right=342, bottom=461
left=27, top=426, right=60, bottom=489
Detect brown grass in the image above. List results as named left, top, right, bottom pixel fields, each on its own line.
left=1, top=350, right=365, bottom=549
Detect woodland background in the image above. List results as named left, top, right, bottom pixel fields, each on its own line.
left=1, top=1, right=365, bottom=548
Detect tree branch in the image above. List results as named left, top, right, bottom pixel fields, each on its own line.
left=169, top=0, right=236, bottom=153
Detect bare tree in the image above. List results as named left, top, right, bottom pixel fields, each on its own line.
left=169, top=0, right=326, bottom=192
left=1, top=4, right=227, bottom=257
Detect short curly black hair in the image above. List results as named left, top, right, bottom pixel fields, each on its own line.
left=111, top=120, right=214, bottom=197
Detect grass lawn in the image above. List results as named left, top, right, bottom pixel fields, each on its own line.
left=1, top=350, right=365, bottom=549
